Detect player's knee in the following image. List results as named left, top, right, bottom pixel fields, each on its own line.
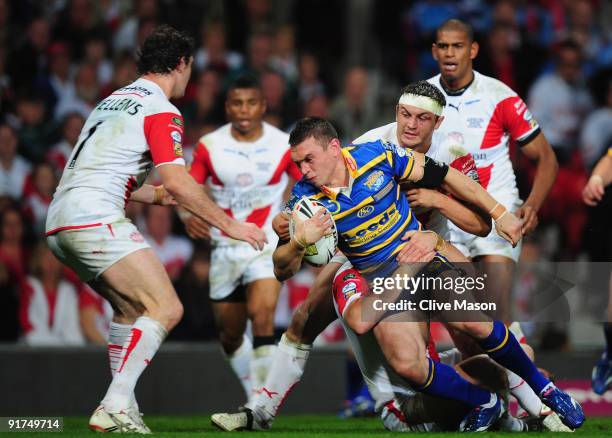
left=451, top=321, right=492, bottom=339
left=393, top=356, right=429, bottom=384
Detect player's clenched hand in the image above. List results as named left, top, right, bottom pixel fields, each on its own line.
left=582, top=175, right=605, bottom=206
left=272, top=212, right=290, bottom=240
left=406, top=188, right=441, bottom=209
left=495, top=211, right=522, bottom=247
left=515, top=204, right=538, bottom=235
left=227, top=221, right=268, bottom=251
left=292, top=209, right=332, bottom=247
left=184, top=215, right=211, bottom=240
left=396, top=230, right=437, bottom=264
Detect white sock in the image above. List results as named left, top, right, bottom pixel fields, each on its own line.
left=108, top=322, right=139, bottom=412
left=506, top=368, right=542, bottom=417
left=102, top=316, right=167, bottom=413
left=248, top=344, right=277, bottom=407
left=252, top=334, right=311, bottom=427
left=225, top=335, right=253, bottom=404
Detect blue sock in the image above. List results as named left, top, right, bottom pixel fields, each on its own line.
left=356, top=381, right=374, bottom=401
left=605, top=323, right=612, bottom=358
left=346, top=358, right=363, bottom=400
left=480, top=320, right=550, bottom=393
left=416, top=357, right=490, bottom=407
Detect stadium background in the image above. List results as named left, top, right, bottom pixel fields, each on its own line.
left=0, top=0, right=611, bottom=421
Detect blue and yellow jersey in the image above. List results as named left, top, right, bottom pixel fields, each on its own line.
left=287, top=140, right=422, bottom=273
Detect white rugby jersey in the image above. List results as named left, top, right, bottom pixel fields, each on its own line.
left=46, top=78, right=186, bottom=235
left=190, top=122, right=301, bottom=246
left=427, top=71, right=540, bottom=199
left=353, top=122, right=480, bottom=240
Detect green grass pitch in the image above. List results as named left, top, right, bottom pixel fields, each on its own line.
left=17, top=415, right=612, bottom=437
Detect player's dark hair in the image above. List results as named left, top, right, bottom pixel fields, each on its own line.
left=436, top=18, right=474, bottom=43
left=137, top=25, right=195, bottom=75
left=289, top=117, right=338, bottom=148
left=227, top=74, right=261, bottom=92
left=401, top=81, right=446, bottom=108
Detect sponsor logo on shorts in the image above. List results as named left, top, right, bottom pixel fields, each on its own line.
left=357, top=205, right=375, bottom=218
left=342, top=281, right=357, bottom=299
left=236, top=173, right=254, bottom=187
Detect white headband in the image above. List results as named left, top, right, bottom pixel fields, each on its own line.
left=398, top=93, right=443, bottom=116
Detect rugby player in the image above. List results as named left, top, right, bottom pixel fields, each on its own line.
left=583, top=147, right=612, bottom=394
left=45, top=26, right=266, bottom=433
left=183, top=75, right=301, bottom=405
left=215, top=116, right=584, bottom=431
left=428, top=18, right=557, bottom=323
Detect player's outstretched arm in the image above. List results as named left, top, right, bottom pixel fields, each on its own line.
left=406, top=188, right=491, bottom=237
left=273, top=209, right=332, bottom=281
left=403, top=152, right=521, bottom=246
left=517, top=133, right=558, bottom=234
left=158, top=164, right=267, bottom=250
left=583, top=150, right=612, bottom=206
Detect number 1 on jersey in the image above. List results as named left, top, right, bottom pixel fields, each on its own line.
left=68, top=121, right=103, bottom=169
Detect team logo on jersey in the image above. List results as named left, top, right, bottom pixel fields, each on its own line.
left=342, top=282, right=357, bottom=299
left=467, top=117, right=484, bottom=129
left=171, top=116, right=183, bottom=126
left=357, top=205, right=375, bottom=218
left=236, top=173, right=254, bottom=187
left=364, top=170, right=385, bottom=191
left=342, top=272, right=356, bottom=281
left=170, top=131, right=182, bottom=143
left=321, top=199, right=340, bottom=214
left=170, top=131, right=183, bottom=157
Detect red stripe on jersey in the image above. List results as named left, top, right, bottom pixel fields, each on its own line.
left=117, top=328, right=143, bottom=373
left=189, top=142, right=223, bottom=186
left=268, top=149, right=301, bottom=184
left=143, top=112, right=185, bottom=166
left=481, top=96, right=537, bottom=149
left=123, top=176, right=138, bottom=208
left=476, top=163, right=494, bottom=189
left=246, top=205, right=272, bottom=229
left=45, top=223, right=103, bottom=236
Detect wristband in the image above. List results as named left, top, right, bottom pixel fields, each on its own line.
left=153, top=185, right=165, bottom=205
left=488, top=202, right=508, bottom=221
left=421, top=230, right=446, bottom=252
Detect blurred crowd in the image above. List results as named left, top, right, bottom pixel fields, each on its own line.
left=0, top=0, right=611, bottom=348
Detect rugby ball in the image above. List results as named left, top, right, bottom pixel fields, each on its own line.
left=289, top=197, right=338, bottom=266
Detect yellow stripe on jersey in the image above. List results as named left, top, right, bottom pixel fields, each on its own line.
left=608, top=147, right=612, bottom=156
left=333, top=196, right=374, bottom=220
left=344, top=210, right=413, bottom=257
left=358, top=241, right=408, bottom=274
left=386, top=150, right=394, bottom=168
left=310, top=192, right=327, bottom=200
left=355, top=153, right=387, bottom=178
left=401, top=152, right=416, bottom=181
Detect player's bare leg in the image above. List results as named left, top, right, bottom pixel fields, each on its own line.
left=90, top=248, right=183, bottom=433
left=212, top=262, right=340, bottom=431
left=212, top=299, right=251, bottom=403
left=246, top=278, right=281, bottom=403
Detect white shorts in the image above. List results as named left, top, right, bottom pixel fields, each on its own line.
left=449, top=193, right=522, bottom=262
left=47, top=219, right=150, bottom=283
left=210, top=244, right=276, bottom=300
